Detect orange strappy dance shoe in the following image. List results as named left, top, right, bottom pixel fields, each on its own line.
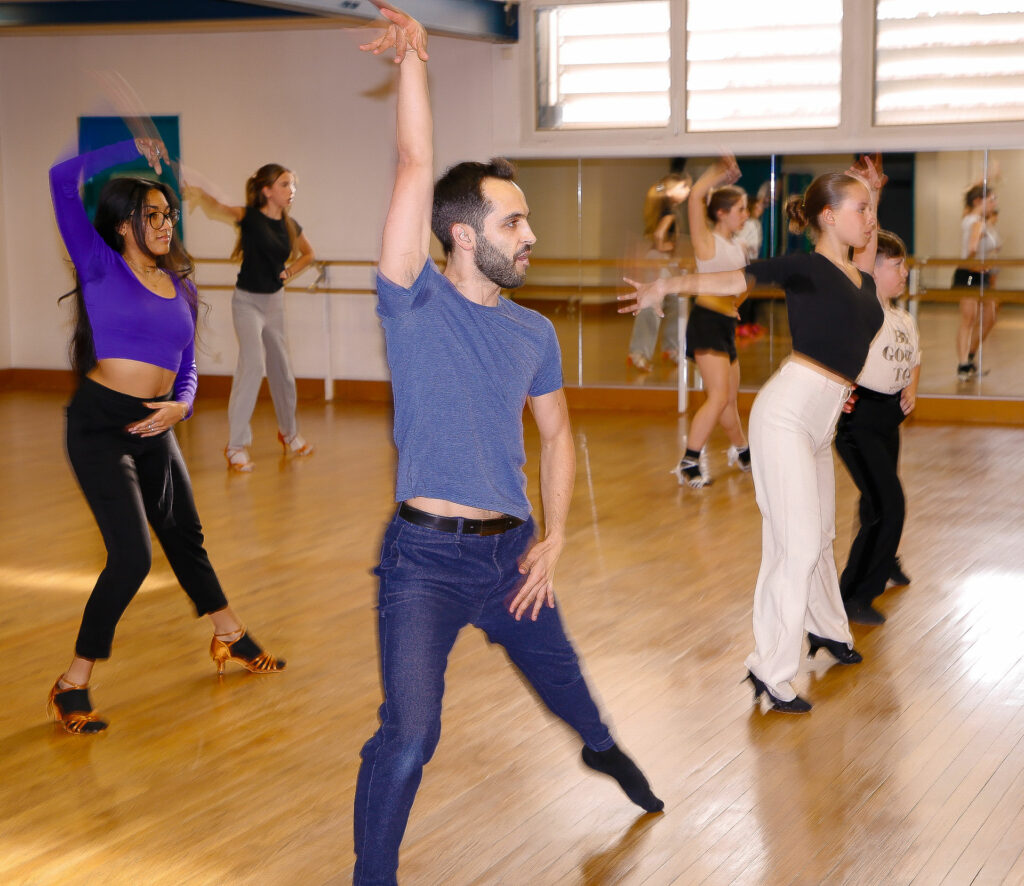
left=277, top=431, right=314, bottom=457
left=47, top=676, right=108, bottom=735
left=224, top=445, right=254, bottom=473
left=210, top=628, right=286, bottom=676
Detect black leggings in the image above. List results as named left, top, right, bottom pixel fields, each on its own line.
left=834, top=387, right=906, bottom=608
left=66, top=377, right=228, bottom=659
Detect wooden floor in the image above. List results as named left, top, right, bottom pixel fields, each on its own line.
left=2, top=389, right=1024, bottom=885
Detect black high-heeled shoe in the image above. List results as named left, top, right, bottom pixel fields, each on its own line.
left=210, top=628, right=286, bottom=676
left=47, top=676, right=108, bottom=735
left=807, top=633, right=863, bottom=665
left=744, top=671, right=812, bottom=714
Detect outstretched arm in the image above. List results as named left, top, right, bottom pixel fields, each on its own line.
left=181, top=183, right=244, bottom=224
left=618, top=268, right=748, bottom=316
left=361, top=3, right=432, bottom=287
left=688, top=155, right=740, bottom=261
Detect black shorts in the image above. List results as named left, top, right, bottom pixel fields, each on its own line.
left=685, top=304, right=738, bottom=362
left=953, top=267, right=991, bottom=288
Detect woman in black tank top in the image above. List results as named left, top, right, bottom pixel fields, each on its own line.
left=185, top=165, right=317, bottom=472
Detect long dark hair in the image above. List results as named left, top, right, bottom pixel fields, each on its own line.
left=231, top=163, right=299, bottom=262
left=59, top=176, right=197, bottom=376
left=643, top=172, right=690, bottom=237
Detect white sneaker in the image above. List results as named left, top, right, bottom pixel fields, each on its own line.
left=726, top=446, right=751, bottom=472
left=670, top=451, right=712, bottom=488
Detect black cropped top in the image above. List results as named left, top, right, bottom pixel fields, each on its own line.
left=745, top=252, right=883, bottom=381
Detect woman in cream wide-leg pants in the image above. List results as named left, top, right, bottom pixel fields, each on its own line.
left=745, top=360, right=855, bottom=703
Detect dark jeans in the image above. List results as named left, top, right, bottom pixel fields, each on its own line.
left=66, top=377, right=228, bottom=660
left=353, top=509, right=614, bottom=886
left=835, top=387, right=906, bottom=608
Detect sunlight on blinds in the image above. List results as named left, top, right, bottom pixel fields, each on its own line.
left=875, top=2, right=1024, bottom=125
left=685, top=0, right=842, bottom=132
left=536, top=1, right=671, bottom=130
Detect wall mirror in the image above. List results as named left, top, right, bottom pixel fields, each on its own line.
left=512, top=149, right=1022, bottom=400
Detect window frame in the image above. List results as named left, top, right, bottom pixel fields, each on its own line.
left=503, top=0, right=1024, bottom=157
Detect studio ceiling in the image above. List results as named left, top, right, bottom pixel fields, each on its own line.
left=0, top=0, right=518, bottom=41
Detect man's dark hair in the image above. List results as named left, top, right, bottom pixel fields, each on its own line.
left=431, top=158, right=517, bottom=255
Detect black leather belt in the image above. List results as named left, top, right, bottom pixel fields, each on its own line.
left=398, top=502, right=524, bottom=536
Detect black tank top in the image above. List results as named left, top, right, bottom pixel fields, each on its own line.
left=235, top=206, right=302, bottom=293
left=746, top=252, right=883, bottom=381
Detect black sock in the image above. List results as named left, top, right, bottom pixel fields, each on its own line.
left=581, top=744, right=664, bottom=813
left=683, top=448, right=700, bottom=462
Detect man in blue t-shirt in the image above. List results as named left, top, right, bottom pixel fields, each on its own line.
left=352, top=7, right=663, bottom=884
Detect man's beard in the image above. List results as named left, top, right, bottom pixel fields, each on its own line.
left=474, top=234, right=528, bottom=289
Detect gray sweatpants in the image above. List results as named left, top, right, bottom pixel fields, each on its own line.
left=227, top=286, right=298, bottom=448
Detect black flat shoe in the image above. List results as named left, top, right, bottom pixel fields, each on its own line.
left=807, top=632, right=863, bottom=664
left=845, top=602, right=886, bottom=625
left=744, top=671, right=812, bottom=714
left=581, top=744, right=664, bottom=813
left=888, top=557, right=911, bottom=588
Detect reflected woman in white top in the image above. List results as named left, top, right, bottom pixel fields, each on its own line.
left=672, top=156, right=750, bottom=488
left=954, top=183, right=999, bottom=381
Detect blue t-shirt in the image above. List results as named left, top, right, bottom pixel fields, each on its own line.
left=376, top=259, right=563, bottom=521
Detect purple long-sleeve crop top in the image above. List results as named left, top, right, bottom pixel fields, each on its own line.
left=49, top=140, right=198, bottom=415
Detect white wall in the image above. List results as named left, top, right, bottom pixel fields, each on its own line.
left=0, top=23, right=496, bottom=379
left=2, top=13, right=1023, bottom=380
left=0, top=127, right=10, bottom=370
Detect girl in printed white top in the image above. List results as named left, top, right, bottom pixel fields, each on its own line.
left=954, top=183, right=999, bottom=381
left=835, top=230, right=921, bottom=625
left=672, top=155, right=751, bottom=488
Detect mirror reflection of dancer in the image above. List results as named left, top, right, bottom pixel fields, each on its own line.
left=185, top=166, right=316, bottom=472
left=621, top=158, right=885, bottom=712
left=836, top=230, right=920, bottom=626
left=671, top=155, right=750, bottom=488
left=354, top=7, right=662, bottom=883
left=626, top=172, right=691, bottom=371
left=47, top=138, right=285, bottom=734
left=954, top=183, right=1000, bottom=381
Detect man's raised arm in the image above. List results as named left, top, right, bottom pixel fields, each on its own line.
left=361, top=4, right=432, bottom=287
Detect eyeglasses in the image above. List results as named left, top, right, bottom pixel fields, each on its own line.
left=144, top=208, right=180, bottom=230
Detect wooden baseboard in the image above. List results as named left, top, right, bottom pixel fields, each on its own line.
left=0, top=369, right=393, bottom=403
left=2, top=369, right=1021, bottom=424
left=0, top=368, right=77, bottom=392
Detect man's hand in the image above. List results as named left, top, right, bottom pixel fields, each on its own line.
left=900, top=388, right=916, bottom=415
left=360, top=3, right=429, bottom=63
left=508, top=534, right=564, bottom=622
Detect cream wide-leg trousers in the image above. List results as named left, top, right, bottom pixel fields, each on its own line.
left=745, top=360, right=855, bottom=701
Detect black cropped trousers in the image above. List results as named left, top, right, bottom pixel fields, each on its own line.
left=65, top=377, right=228, bottom=660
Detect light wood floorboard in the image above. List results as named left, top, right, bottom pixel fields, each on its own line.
left=1, top=390, right=1023, bottom=885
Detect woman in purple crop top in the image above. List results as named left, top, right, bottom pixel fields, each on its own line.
left=184, top=164, right=317, bottom=472
left=620, top=157, right=886, bottom=714
left=47, top=137, right=285, bottom=735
